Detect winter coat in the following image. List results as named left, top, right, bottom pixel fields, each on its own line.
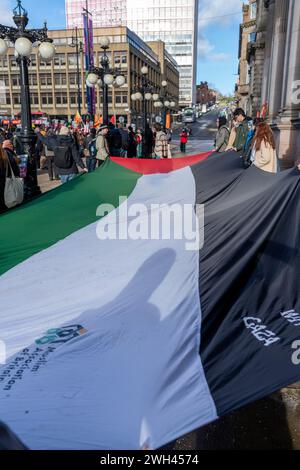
left=253, top=140, right=277, bottom=173
left=180, top=132, right=188, bottom=144
left=154, top=131, right=168, bottom=158
left=234, top=120, right=250, bottom=152
left=96, top=134, right=110, bottom=161
left=38, top=134, right=85, bottom=175
left=127, top=131, right=137, bottom=158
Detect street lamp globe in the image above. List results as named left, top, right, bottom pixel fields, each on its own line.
left=0, top=38, right=8, bottom=56
left=99, top=36, right=110, bottom=48
left=103, top=73, right=114, bottom=85
left=141, top=65, right=148, bottom=75
left=161, top=80, right=168, bottom=88
left=131, top=93, right=137, bottom=101
left=115, top=75, right=126, bottom=87
left=135, top=92, right=143, bottom=100
left=15, top=37, right=33, bottom=57
left=39, top=42, right=56, bottom=61
left=153, top=101, right=159, bottom=108
left=152, top=93, right=159, bottom=101
left=87, top=72, right=99, bottom=85
left=164, top=100, right=170, bottom=107
left=170, top=101, right=176, bottom=108
left=97, top=78, right=103, bottom=87
left=86, top=79, right=95, bottom=88
left=157, top=101, right=163, bottom=108
left=145, top=93, right=152, bottom=100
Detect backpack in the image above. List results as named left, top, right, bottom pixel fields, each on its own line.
left=88, top=139, right=97, bottom=158
left=110, top=129, right=122, bottom=150
left=53, top=144, right=73, bottom=169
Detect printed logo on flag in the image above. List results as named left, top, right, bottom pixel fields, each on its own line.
left=35, top=325, right=88, bottom=346
left=0, top=325, right=88, bottom=392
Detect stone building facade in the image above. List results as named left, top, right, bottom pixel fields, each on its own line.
left=236, top=1, right=257, bottom=115
left=238, top=0, right=300, bottom=168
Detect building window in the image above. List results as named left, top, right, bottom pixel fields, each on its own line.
left=56, top=94, right=68, bottom=105
left=40, top=74, right=52, bottom=86
left=250, top=2, right=257, bottom=19
left=70, top=94, right=77, bottom=105
left=13, top=95, right=21, bottom=105
left=0, top=76, right=9, bottom=86
left=115, top=92, right=128, bottom=105
left=12, top=76, right=20, bottom=87
left=54, top=54, right=66, bottom=67
left=29, top=75, right=38, bottom=86
left=248, top=32, right=256, bottom=43
left=69, top=74, right=81, bottom=85
left=121, top=55, right=127, bottom=64
left=41, top=94, right=53, bottom=106
left=55, top=74, right=67, bottom=86
left=0, top=59, right=8, bottom=68
left=30, top=57, right=37, bottom=67
left=30, top=94, right=39, bottom=105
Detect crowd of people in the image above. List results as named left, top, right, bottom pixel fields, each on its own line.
left=2, top=107, right=299, bottom=215
left=214, top=107, right=279, bottom=173
left=0, top=121, right=178, bottom=214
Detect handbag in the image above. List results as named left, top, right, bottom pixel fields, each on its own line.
left=4, top=157, right=24, bottom=209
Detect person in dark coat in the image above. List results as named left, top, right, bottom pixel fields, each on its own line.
left=127, top=126, right=137, bottom=158
left=38, top=126, right=87, bottom=184
left=0, top=142, right=20, bottom=214
left=144, top=124, right=154, bottom=158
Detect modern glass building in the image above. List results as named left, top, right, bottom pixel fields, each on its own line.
left=65, top=0, right=198, bottom=107
left=65, top=0, right=127, bottom=29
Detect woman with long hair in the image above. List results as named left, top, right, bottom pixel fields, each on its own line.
left=0, top=142, right=20, bottom=214
left=215, top=116, right=230, bottom=152
left=251, top=122, right=277, bottom=173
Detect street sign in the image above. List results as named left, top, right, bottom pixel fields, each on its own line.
left=119, top=116, right=125, bottom=124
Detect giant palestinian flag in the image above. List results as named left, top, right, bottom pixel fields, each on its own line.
left=1, top=151, right=300, bottom=449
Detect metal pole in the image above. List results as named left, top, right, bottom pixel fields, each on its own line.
left=75, top=27, right=81, bottom=116
left=18, top=46, right=40, bottom=198
left=101, top=51, right=109, bottom=125
left=102, top=81, right=109, bottom=125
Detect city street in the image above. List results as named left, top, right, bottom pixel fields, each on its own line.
left=37, top=112, right=218, bottom=193
left=171, top=110, right=217, bottom=156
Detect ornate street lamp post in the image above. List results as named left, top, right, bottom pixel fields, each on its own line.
left=86, top=36, right=125, bottom=125
left=0, top=0, right=55, bottom=198
left=132, top=66, right=158, bottom=156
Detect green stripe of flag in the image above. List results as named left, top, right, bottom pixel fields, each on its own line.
left=0, top=159, right=140, bottom=277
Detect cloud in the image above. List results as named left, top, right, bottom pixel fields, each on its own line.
left=198, top=34, right=231, bottom=62
left=199, top=0, right=243, bottom=28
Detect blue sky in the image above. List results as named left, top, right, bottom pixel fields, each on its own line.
left=2, top=0, right=243, bottom=95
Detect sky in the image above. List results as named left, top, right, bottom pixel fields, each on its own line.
left=1, top=0, right=244, bottom=95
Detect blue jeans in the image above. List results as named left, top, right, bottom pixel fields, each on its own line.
left=60, top=174, right=76, bottom=184
left=87, top=158, right=97, bottom=172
